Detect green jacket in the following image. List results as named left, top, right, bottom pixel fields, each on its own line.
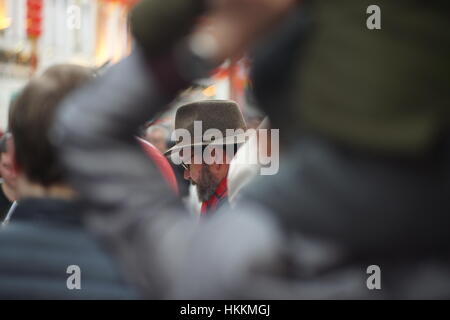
left=297, top=0, right=450, bottom=154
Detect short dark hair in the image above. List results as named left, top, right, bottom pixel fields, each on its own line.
left=0, top=134, right=8, bottom=154
left=9, top=64, right=94, bottom=186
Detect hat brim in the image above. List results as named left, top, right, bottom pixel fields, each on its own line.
left=165, top=132, right=249, bottom=164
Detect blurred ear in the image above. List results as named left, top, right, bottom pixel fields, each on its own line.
left=6, top=135, right=20, bottom=175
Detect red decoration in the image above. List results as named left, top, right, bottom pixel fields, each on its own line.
left=26, top=0, right=43, bottom=38
left=102, top=0, right=140, bottom=6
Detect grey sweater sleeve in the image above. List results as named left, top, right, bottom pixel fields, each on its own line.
left=52, top=49, right=196, bottom=297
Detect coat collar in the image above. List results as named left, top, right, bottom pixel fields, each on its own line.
left=11, top=197, right=84, bottom=226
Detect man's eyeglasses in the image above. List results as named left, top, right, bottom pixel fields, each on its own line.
left=181, top=161, right=190, bottom=171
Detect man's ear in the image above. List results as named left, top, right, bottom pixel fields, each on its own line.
left=209, top=148, right=230, bottom=176
left=6, top=135, right=20, bottom=175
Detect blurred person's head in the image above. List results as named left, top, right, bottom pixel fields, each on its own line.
left=166, top=100, right=246, bottom=202
left=0, top=134, right=18, bottom=201
left=9, top=64, right=94, bottom=199
left=144, top=125, right=170, bottom=153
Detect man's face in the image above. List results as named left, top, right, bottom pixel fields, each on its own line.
left=184, top=161, right=219, bottom=202
left=180, top=146, right=231, bottom=202
left=0, top=152, right=17, bottom=189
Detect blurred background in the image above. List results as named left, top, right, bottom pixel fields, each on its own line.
left=0, top=0, right=260, bottom=133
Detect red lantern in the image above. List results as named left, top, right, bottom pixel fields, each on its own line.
left=26, top=0, right=43, bottom=38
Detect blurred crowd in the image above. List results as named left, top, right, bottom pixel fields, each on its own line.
left=0, top=0, right=449, bottom=299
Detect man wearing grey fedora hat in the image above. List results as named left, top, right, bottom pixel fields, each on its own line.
left=166, top=100, right=247, bottom=215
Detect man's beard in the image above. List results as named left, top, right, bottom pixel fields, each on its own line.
left=195, top=165, right=219, bottom=202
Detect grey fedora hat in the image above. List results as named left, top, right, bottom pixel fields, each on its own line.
left=166, top=100, right=247, bottom=158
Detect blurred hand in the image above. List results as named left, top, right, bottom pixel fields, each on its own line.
left=191, top=0, right=297, bottom=63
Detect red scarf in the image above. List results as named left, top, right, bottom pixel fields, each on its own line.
left=200, top=178, right=228, bottom=215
